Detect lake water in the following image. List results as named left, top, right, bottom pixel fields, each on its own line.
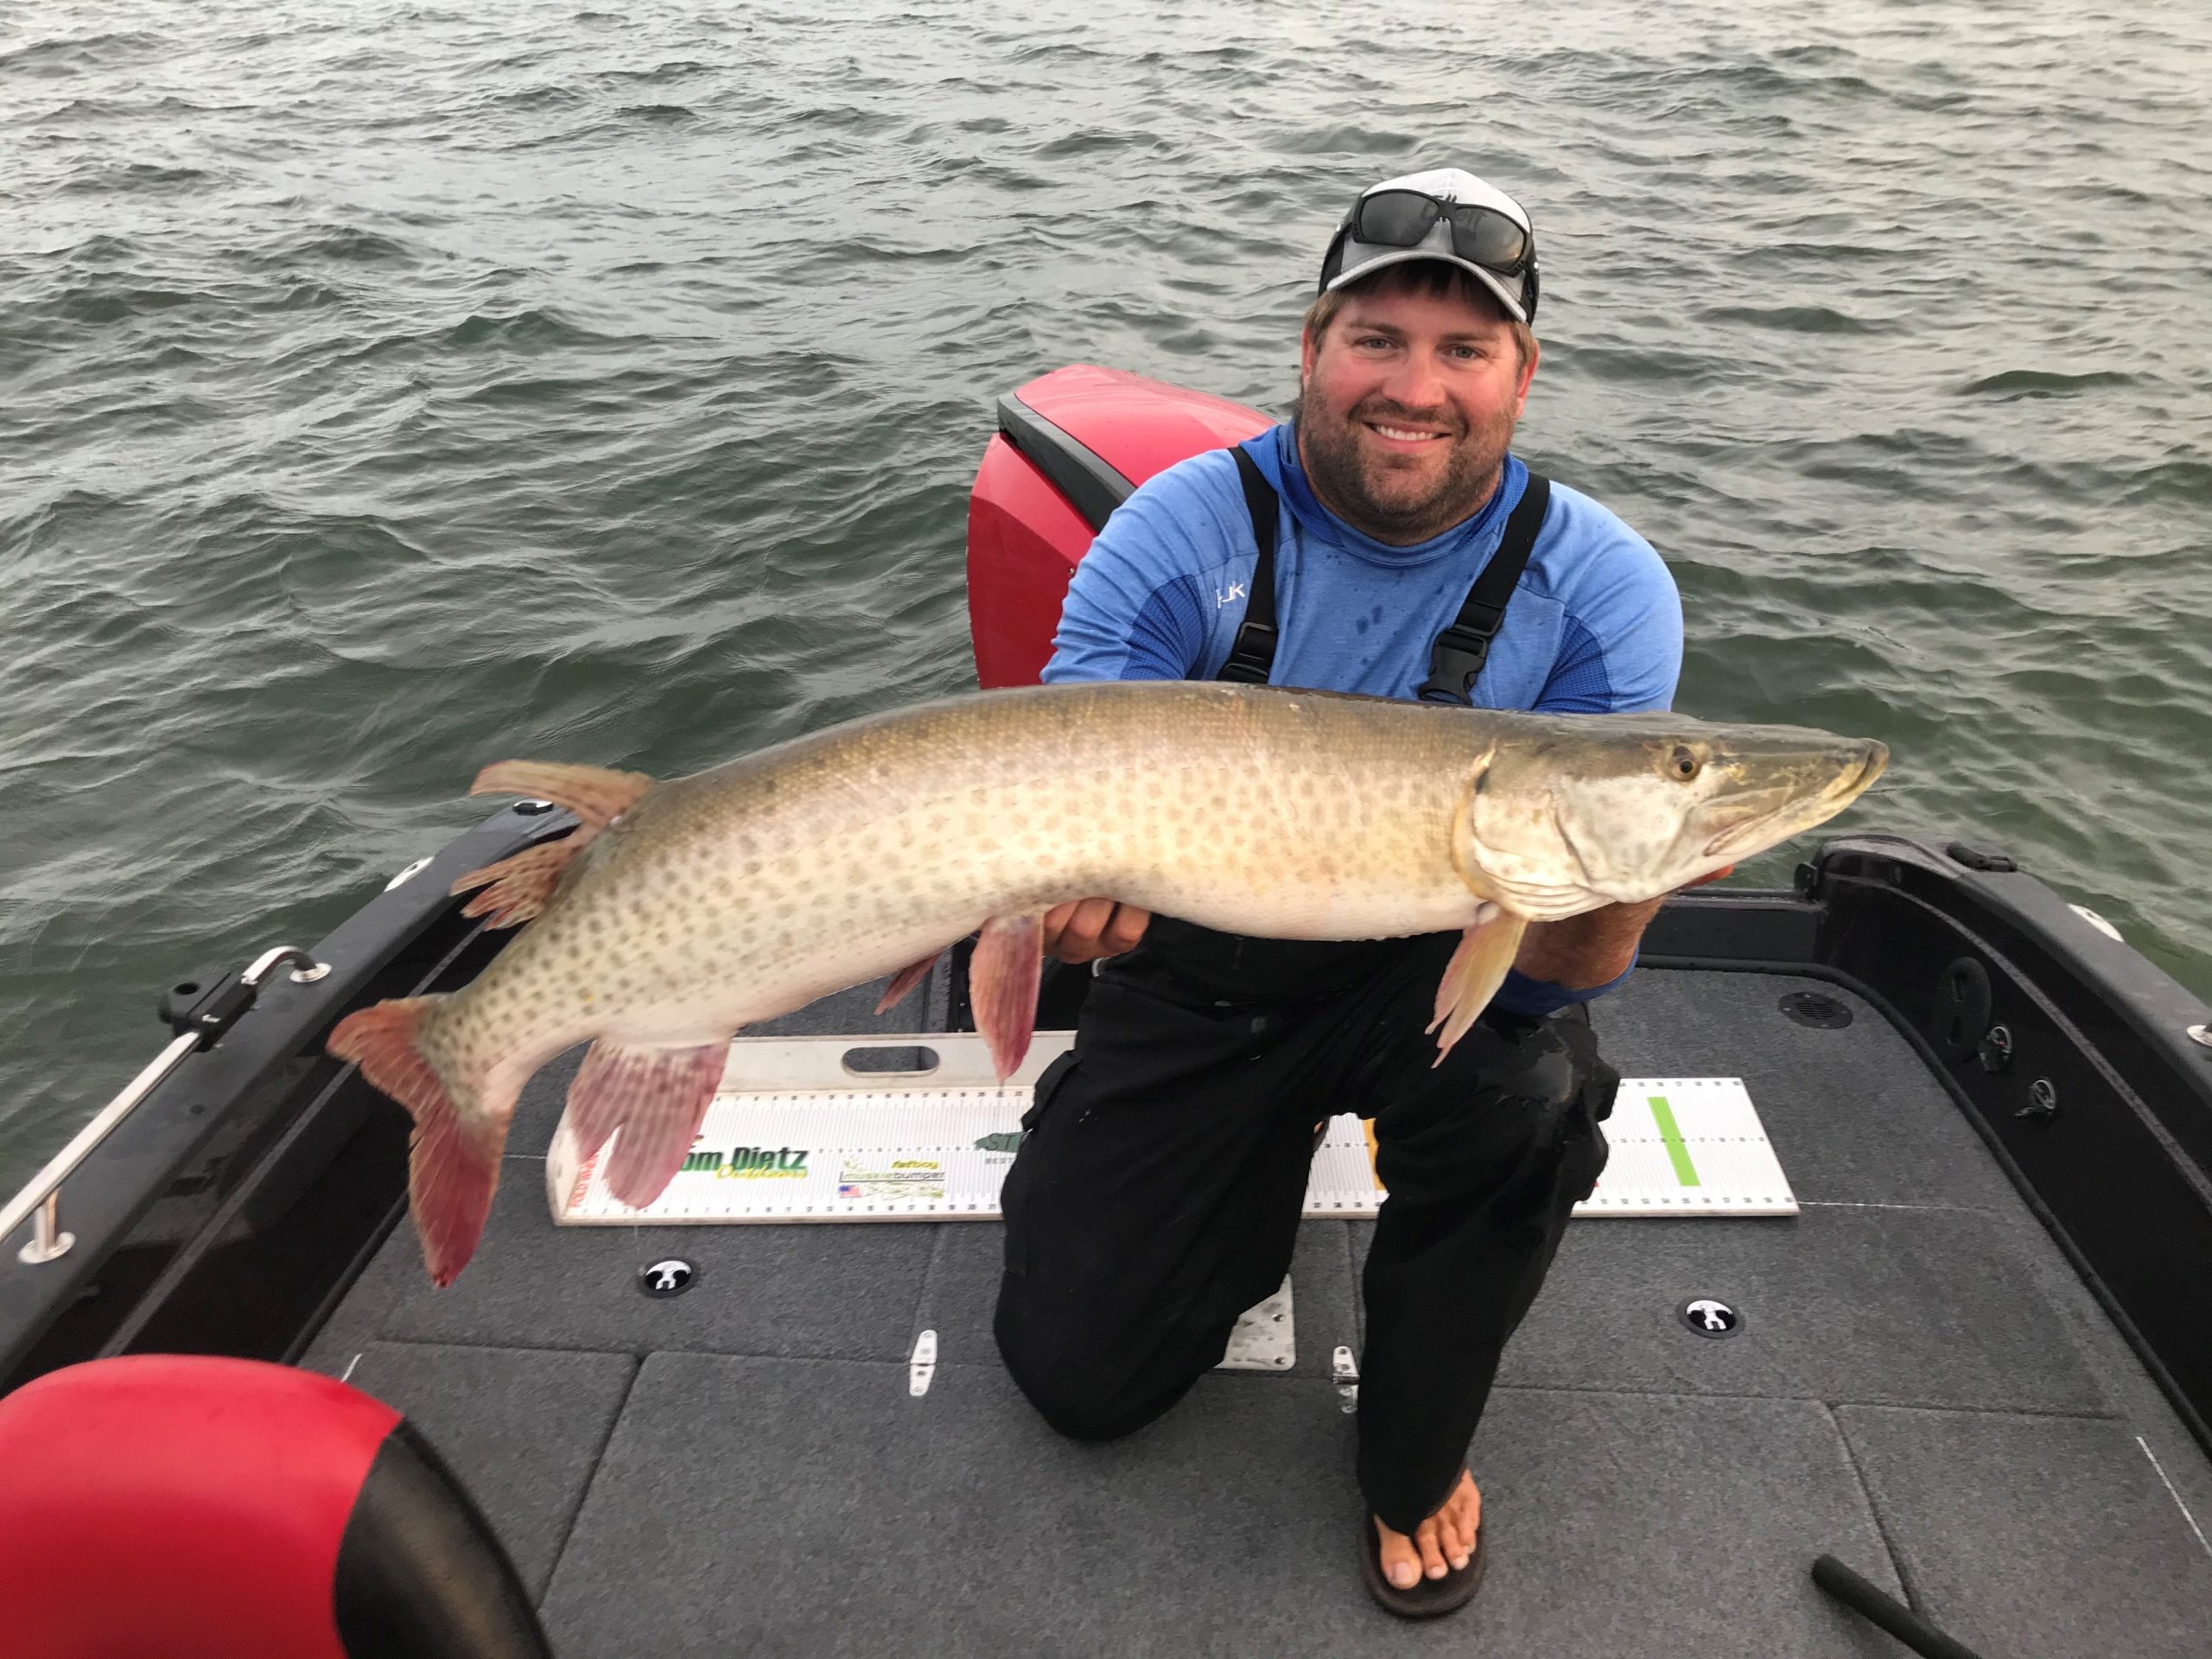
left=4, top=0, right=2208, bottom=1190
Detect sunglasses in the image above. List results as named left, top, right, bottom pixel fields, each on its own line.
left=1352, top=189, right=1533, bottom=272
left=1320, top=189, right=1540, bottom=317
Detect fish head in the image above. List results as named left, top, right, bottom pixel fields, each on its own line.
left=1453, top=715, right=1888, bottom=918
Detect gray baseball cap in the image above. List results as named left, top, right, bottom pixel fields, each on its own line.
left=1318, top=167, right=1539, bottom=324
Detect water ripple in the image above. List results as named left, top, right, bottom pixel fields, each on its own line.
left=2, top=0, right=2209, bottom=1187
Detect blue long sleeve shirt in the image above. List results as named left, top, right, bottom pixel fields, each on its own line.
left=1043, top=421, right=1681, bottom=714
left=1040, top=419, right=1684, bottom=1014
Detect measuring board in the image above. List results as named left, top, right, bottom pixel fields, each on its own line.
left=547, top=1033, right=1797, bottom=1225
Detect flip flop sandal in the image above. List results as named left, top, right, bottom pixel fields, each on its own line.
left=1359, top=1511, right=1488, bottom=1618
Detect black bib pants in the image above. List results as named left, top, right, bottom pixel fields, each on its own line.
left=992, top=916, right=1615, bottom=1535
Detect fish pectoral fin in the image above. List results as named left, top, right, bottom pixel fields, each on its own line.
left=471, top=760, right=655, bottom=831
left=327, top=995, right=501, bottom=1288
left=569, top=1039, right=732, bottom=1210
left=875, top=950, right=944, bottom=1015
left=1426, top=906, right=1529, bottom=1065
left=969, top=912, right=1045, bottom=1082
left=451, top=840, right=579, bottom=928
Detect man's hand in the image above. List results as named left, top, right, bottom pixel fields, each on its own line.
left=1514, top=864, right=1736, bottom=989
left=1041, top=899, right=1150, bottom=964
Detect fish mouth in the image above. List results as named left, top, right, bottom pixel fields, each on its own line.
left=1825, top=741, right=1889, bottom=803
left=1700, top=741, right=1889, bottom=861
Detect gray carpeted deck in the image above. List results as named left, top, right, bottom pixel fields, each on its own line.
left=302, top=967, right=2212, bottom=1656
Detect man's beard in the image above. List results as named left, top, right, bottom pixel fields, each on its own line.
left=1291, top=390, right=1516, bottom=545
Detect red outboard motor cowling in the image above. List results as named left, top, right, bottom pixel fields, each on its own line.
left=0, top=1356, right=550, bottom=1659
left=967, top=365, right=1269, bottom=687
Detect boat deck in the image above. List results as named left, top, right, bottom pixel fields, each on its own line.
left=302, top=966, right=2212, bottom=1656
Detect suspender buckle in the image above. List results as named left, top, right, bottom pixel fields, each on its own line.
left=1217, top=622, right=1279, bottom=684
left=1417, top=618, right=1503, bottom=704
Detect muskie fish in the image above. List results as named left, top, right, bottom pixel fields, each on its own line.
left=330, top=682, right=1885, bottom=1284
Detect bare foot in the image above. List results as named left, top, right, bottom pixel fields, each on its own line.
left=1374, top=1469, right=1481, bottom=1588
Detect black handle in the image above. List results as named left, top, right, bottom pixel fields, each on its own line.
left=1811, top=1555, right=1986, bottom=1659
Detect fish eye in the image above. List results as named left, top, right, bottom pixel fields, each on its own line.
left=1667, top=746, right=1702, bottom=782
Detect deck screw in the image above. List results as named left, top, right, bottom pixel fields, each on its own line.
left=1977, top=1023, right=2013, bottom=1075
left=2188, top=1024, right=2212, bottom=1050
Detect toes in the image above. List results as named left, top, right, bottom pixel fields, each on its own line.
left=1445, top=1473, right=1480, bottom=1567
left=1417, top=1523, right=1449, bottom=1581
left=1375, top=1519, right=1421, bottom=1591
left=1443, top=1511, right=1470, bottom=1569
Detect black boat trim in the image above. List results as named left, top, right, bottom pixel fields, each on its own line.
left=0, top=804, right=581, bottom=1386
left=995, top=392, right=1135, bottom=533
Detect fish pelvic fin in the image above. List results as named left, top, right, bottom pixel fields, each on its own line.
left=327, top=995, right=503, bottom=1288
left=1427, top=906, right=1529, bottom=1065
left=453, top=762, right=656, bottom=927
left=970, top=912, right=1044, bottom=1081
left=874, top=950, right=944, bottom=1015
left=569, top=1039, right=730, bottom=1211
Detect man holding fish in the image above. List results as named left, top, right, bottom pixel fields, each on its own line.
left=330, top=167, right=1882, bottom=1623
left=1000, top=168, right=1691, bottom=1616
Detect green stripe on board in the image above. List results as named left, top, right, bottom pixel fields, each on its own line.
left=1647, top=1096, right=1701, bottom=1187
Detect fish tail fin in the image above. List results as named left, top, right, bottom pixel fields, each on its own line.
left=454, top=761, right=657, bottom=927
left=328, top=995, right=504, bottom=1287
left=568, top=1039, right=730, bottom=1211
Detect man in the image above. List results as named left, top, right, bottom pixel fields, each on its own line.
left=991, top=168, right=1686, bottom=1618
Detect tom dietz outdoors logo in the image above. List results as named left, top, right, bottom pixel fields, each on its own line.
left=675, top=1146, right=810, bottom=1179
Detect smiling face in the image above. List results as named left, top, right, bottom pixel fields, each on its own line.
left=1295, top=264, right=1540, bottom=546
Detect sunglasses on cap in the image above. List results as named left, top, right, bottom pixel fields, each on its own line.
left=1319, top=188, right=1539, bottom=318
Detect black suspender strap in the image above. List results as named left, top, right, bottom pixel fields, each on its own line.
left=1215, top=446, right=1281, bottom=684
left=1213, top=447, right=1553, bottom=702
left=1415, top=472, right=1552, bottom=705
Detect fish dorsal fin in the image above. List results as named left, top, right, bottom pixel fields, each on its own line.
left=471, top=760, right=655, bottom=831
left=449, top=760, right=657, bottom=929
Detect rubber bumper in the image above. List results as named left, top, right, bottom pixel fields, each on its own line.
left=0, top=1354, right=549, bottom=1658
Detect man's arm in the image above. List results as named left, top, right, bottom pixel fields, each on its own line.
left=1510, top=864, right=1731, bottom=992
left=1512, top=897, right=1662, bottom=989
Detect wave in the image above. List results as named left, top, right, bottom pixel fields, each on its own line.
left=57, top=162, right=217, bottom=197
left=594, top=60, right=714, bottom=83
left=439, top=308, right=623, bottom=352
left=1959, top=368, right=2135, bottom=399
left=257, top=226, right=425, bottom=266
left=1702, top=304, right=1878, bottom=334
left=0, top=31, right=163, bottom=76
